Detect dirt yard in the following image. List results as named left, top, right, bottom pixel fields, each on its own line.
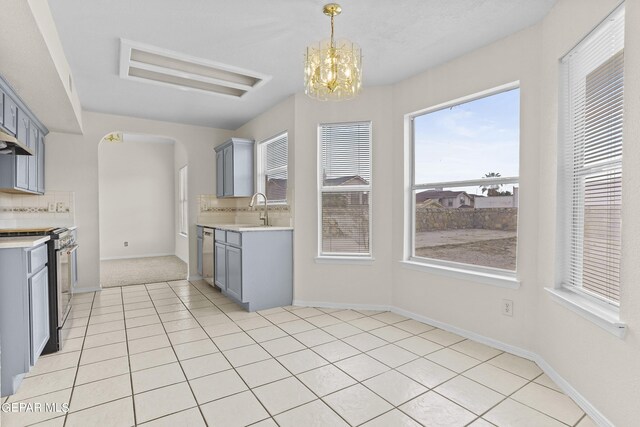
left=415, top=229, right=517, bottom=270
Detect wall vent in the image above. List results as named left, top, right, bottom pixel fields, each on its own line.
left=119, top=39, right=270, bottom=98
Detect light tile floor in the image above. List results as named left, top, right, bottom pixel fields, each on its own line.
left=1, top=280, right=598, bottom=427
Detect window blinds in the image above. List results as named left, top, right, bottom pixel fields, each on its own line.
left=319, top=122, right=372, bottom=256
left=560, top=4, right=624, bottom=304
left=320, top=122, right=372, bottom=186
left=262, top=133, right=288, bottom=202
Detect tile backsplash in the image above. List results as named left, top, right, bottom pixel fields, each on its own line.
left=197, top=194, right=292, bottom=227
left=0, top=191, right=76, bottom=229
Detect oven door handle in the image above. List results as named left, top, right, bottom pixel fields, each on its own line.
left=65, top=244, right=79, bottom=255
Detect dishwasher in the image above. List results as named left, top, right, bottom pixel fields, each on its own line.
left=202, top=228, right=214, bottom=285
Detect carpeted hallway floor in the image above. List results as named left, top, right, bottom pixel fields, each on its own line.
left=100, top=255, right=188, bottom=287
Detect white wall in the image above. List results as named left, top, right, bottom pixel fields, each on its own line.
left=232, top=0, right=637, bottom=424
left=98, top=139, right=175, bottom=260
left=45, top=111, right=233, bottom=291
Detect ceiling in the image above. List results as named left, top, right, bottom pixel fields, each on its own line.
left=48, top=0, right=556, bottom=130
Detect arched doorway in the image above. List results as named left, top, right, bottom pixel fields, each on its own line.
left=98, top=132, right=189, bottom=287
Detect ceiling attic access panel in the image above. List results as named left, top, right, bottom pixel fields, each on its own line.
left=119, top=40, right=271, bottom=99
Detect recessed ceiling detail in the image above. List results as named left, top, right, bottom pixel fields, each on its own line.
left=119, top=39, right=271, bottom=98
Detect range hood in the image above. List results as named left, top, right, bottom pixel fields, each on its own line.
left=0, top=130, right=33, bottom=155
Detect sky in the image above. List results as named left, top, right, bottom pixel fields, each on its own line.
left=414, top=88, right=520, bottom=194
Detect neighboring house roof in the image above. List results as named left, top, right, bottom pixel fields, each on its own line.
left=324, top=175, right=369, bottom=186
left=417, top=199, right=445, bottom=208
left=415, top=190, right=468, bottom=203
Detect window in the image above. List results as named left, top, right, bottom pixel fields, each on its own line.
left=410, top=86, right=520, bottom=272
left=179, top=166, right=188, bottom=236
left=319, top=121, right=372, bottom=257
left=559, top=4, right=624, bottom=306
left=257, top=132, right=288, bottom=203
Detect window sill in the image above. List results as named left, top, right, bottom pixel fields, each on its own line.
left=545, top=287, right=627, bottom=338
left=315, top=256, right=375, bottom=265
left=399, top=260, right=520, bottom=289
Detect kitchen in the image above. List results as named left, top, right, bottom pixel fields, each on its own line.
left=1, top=1, right=638, bottom=426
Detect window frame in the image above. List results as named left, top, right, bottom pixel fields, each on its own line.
left=554, top=4, right=625, bottom=316
left=256, top=131, right=289, bottom=205
left=405, top=82, right=520, bottom=282
left=178, top=165, right=188, bottom=237
left=317, top=120, right=373, bottom=260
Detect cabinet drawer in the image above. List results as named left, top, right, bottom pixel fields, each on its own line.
left=226, top=231, right=241, bottom=247
left=214, top=229, right=226, bottom=243
left=28, top=244, right=48, bottom=274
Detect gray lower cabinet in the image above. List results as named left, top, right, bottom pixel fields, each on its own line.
left=29, top=267, right=50, bottom=366
left=214, top=242, right=227, bottom=290
left=214, top=138, right=254, bottom=198
left=0, top=242, right=50, bottom=396
left=213, top=229, right=292, bottom=311
left=226, top=245, right=242, bottom=301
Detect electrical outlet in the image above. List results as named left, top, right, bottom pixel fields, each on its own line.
left=48, top=202, right=56, bottom=213
left=56, top=202, right=64, bottom=213
left=502, top=299, right=514, bottom=317
left=124, top=241, right=129, bottom=247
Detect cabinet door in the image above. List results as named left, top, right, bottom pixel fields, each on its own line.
left=3, top=97, right=17, bottom=134
left=28, top=125, right=38, bottom=192
left=226, top=246, right=242, bottom=301
left=15, top=111, right=29, bottom=190
left=223, top=145, right=234, bottom=196
left=216, top=150, right=224, bottom=198
left=29, top=267, right=50, bottom=366
left=214, top=242, right=226, bottom=290
left=37, top=133, right=45, bottom=193
left=0, top=91, right=4, bottom=126
left=197, top=236, right=203, bottom=277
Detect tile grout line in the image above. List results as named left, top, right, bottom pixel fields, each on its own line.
left=61, top=291, right=96, bottom=427
left=35, top=281, right=585, bottom=427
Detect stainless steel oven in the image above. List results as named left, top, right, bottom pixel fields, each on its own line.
left=54, top=229, right=76, bottom=341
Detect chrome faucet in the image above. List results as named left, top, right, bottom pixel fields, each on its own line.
left=249, top=192, right=269, bottom=226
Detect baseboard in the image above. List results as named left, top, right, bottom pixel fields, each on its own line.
left=292, top=299, right=391, bottom=312
left=73, top=286, right=102, bottom=294
left=390, top=306, right=614, bottom=426
left=100, top=253, right=176, bottom=261
left=188, top=274, right=203, bottom=281
left=291, top=299, right=613, bottom=426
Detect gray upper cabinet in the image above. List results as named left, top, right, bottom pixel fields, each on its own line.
left=3, top=96, right=18, bottom=134
left=215, top=151, right=224, bottom=197
left=214, top=138, right=254, bottom=198
left=0, top=90, right=4, bottom=126
left=37, top=133, right=45, bottom=193
left=28, top=124, right=38, bottom=192
left=0, top=75, right=48, bottom=195
left=15, top=110, right=29, bottom=190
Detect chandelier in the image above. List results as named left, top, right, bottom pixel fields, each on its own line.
left=304, top=3, right=362, bottom=101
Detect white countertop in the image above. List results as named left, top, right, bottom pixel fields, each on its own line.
left=197, top=223, right=293, bottom=232
left=0, top=235, right=50, bottom=249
